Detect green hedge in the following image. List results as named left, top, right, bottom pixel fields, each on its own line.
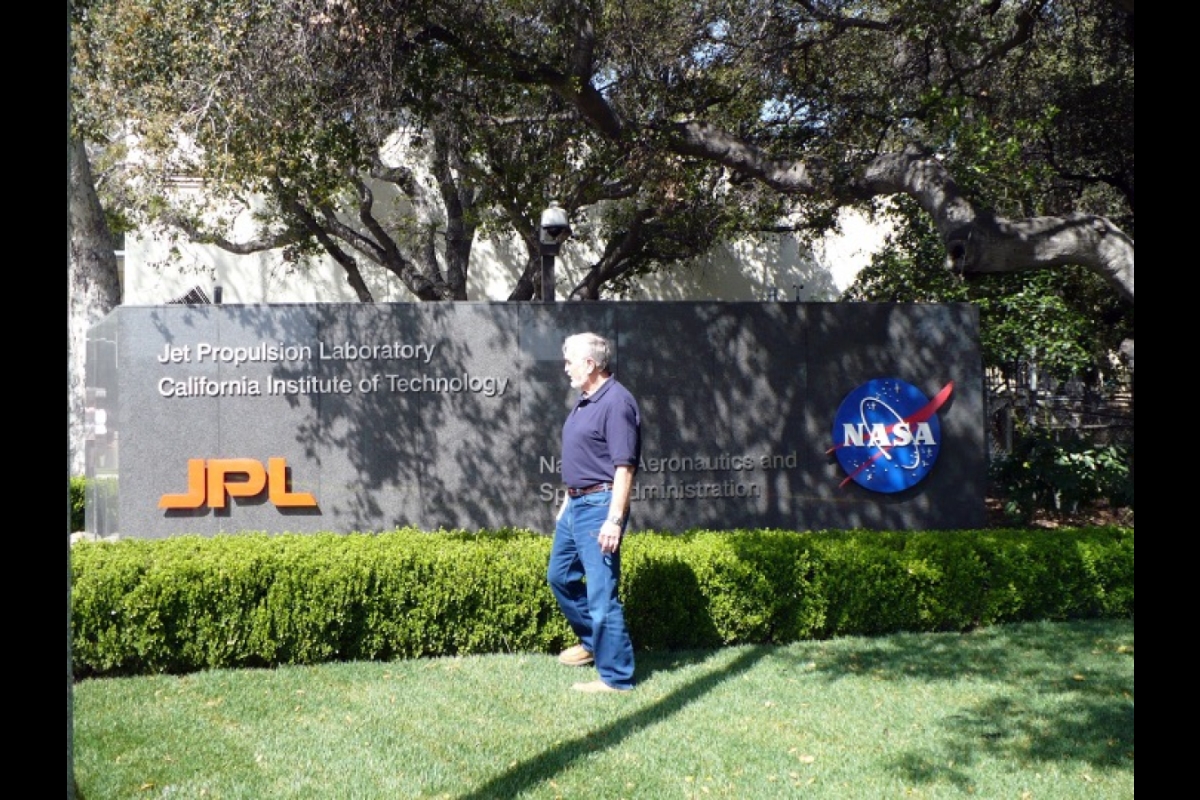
left=69, top=525, right=1133, bottom=679
left=69, top=477, right=86, bottom=533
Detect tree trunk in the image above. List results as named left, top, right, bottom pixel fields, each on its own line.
left=68, top=135, right=121, bottom=477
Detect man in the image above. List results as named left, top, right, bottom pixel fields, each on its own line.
left=548, top=332, right=640, bottom=693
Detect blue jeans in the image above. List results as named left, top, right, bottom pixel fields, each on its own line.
left=547, top=491, right=635, bottom=689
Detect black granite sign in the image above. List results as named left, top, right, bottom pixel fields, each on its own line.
left=85, top=301, right=986, bottom=537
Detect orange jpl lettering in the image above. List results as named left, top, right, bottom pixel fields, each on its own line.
left=159, top=458, right=207, bottom=508
left=159, top=458, right=318, bottom=509
left=206, top=458, right=266, bottom=509
left=267, top=457, right=318, bottom=507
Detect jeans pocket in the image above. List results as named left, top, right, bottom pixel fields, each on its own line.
left=575, top=494, right=609, bottom=538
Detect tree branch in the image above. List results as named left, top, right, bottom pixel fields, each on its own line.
left=857, top=145, right=1134, bottom=302
left=657, top=127, right=1134, bottom=303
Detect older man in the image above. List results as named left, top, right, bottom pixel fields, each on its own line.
left=548, top=332, right=640, bottom=693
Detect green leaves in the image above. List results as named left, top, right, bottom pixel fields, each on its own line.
left=989, top=428, right=1134, bottom=522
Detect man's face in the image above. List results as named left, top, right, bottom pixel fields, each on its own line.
left=564, top=345, right=594, bottom=390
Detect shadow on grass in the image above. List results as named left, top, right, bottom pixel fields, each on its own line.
left=460, top=619, right=1132, bottom=797
left=781, top=618, right=1134, bottom=787
left=457, top=645, right=774, bottom=800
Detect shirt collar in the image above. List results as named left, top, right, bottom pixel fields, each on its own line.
left=579, top=375, right=613, bottom=403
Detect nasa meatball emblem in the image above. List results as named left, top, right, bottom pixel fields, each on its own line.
left=828, top=378, right=954, bottom=492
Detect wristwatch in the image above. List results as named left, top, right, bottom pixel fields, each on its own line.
left=607, top=514, right=625, bottom=525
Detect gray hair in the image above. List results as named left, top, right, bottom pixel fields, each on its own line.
left=563, top=332, right=613, bottom=373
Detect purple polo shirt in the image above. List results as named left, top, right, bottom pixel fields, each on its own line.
left=561, top=377, right=641, bottom=489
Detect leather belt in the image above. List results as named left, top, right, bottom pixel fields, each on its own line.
left=567, top=482, right=612, bottom=497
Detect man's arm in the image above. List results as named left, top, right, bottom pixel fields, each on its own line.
left=599, top=464, right=634, bottom=554
left=608, top=464, right=635, bottom=526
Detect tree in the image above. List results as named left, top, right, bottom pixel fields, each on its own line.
left=71, top=0, right=780, bottom=304
left=413, top=0, right=1134, bottom=342
left=68, top=133, right=121, bottom=478
left=73, top=1, right=1133, bottom=355
left=844, top=196, right=1132, bottom=384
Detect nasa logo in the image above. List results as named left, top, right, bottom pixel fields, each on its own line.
left=828, top=378, right=953, bottom=493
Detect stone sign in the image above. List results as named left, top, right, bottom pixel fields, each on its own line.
left=85, top=301, right=986, bottom=537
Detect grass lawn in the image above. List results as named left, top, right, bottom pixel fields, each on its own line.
left=72, top=617, right=1133, bottom=799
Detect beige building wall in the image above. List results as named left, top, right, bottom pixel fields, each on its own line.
left=123, top=205, right=891, bottom=306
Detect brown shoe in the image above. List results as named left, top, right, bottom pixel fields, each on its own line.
left=558, top=644, right=594, bottom=666
left=572, top=679, right=631, bottom=693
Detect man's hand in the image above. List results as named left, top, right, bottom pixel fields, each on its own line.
left=599, top=520, right=622, bottom=554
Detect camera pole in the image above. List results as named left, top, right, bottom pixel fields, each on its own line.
left=540, top=250, right=556, bottom=303
left=539, top=201, right=571, bottom=303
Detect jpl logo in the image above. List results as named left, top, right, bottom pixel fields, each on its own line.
left=159, top=458, right=318, bottom=510
left=828, top=379, right=953, bottom=493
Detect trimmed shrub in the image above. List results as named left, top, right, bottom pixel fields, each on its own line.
left=69, top=477, right=86, bottom=533
left=70, top=526, right=1133, bottom=679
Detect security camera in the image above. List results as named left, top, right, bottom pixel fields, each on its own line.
left=540, top=202, right=572, bottom=248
